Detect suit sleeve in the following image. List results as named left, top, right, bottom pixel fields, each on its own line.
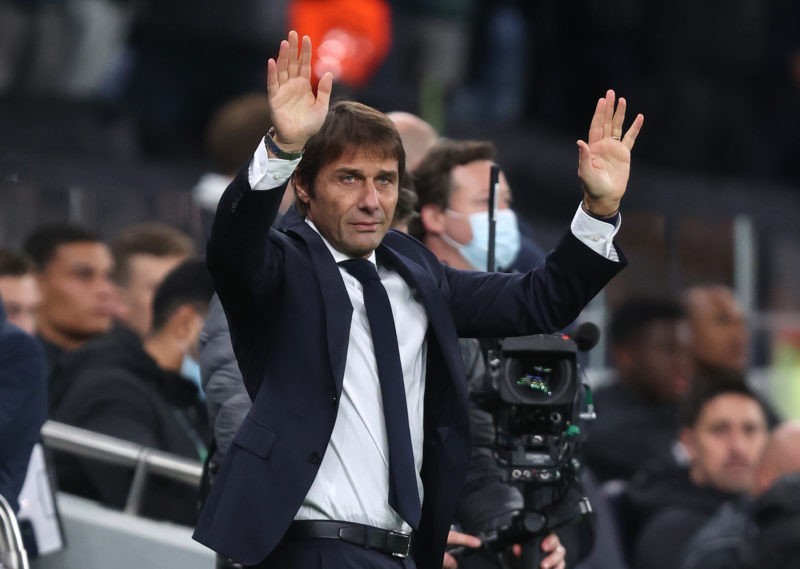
left=446, top=230, right=626, bottom=338
left=206, top=165, right=287, bottom=323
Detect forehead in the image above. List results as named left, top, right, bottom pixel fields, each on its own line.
left=698, top=393, right=765, bottom=425
left=50, top=242, right=112, bottom=267
left=323, top=148, right=399, bottom=172
left=692, top=289, right=743, bottom=319
left=450, top=160, right=508, bottom=197
left=640, top=318, right=691, bottom=344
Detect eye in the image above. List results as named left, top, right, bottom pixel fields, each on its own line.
left=340, top=174, right=356, bottom=184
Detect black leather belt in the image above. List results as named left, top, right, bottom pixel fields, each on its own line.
left=286, top=520, right=413, bottom=559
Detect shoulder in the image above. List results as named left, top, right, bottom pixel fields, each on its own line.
left=0, top=324, right=46, bottom=383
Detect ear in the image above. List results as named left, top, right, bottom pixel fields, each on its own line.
left=293, top=175, right=311, bottom=206
left=167, top=305, right=198, bottom=347
left=420, top=204, right=446, bottom=235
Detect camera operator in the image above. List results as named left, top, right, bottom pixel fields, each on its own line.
left=410, top=139, right=624, bottom=568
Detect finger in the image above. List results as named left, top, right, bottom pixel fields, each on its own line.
left=540, top=546, right=566, bottom=569
left=603, top=89, right=615, bottom=138
left=587, top=98, right=605, bottom=144
left=277, top=39, right=289, bottom=85
left=611, top=97, right=627, bottom=139
left=443, top=553, right=458, bottom=569
left=541, top=533, right=559, bottom=552
left=287, top=30, right=300, bottom=78
left=266, top=59, right=279, bottom=99
left=316, top=71, right=334, bottom=109
left=447, top=531, right=482, bottom=548
left=299, top=34, right=313, bottom=80
left=622, top=113, right=645, bottom=151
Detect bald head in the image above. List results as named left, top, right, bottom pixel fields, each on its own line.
left=684, top=285, right=749, bottom=374
left=753, top=421, right=800, bottom=496
left=387, top=111, right=438, bottom=171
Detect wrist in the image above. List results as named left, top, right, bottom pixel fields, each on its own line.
left=265, top=127, right=305, bottom=159
left=581, top=198, right=620, bottom=219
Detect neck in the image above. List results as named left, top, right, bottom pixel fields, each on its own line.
left=143, top=333, right=182, bottom=372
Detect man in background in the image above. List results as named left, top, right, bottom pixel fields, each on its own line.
left=52, top=258, right=213, bottom=525
left=110, top=222, right=195, bottom=338
left=23, top=224, right=115, bottom=369
left=628, top=379, right=769, bottom=569
left=0, top=248, right=40, bottom=335
left=584, top=296, right=693, bottom=482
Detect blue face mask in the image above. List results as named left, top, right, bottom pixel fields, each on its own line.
left=443, top=209, right=521, bottom=270
left=181, top=355, right=205, bottom=400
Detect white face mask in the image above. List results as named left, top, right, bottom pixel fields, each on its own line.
left=442, top=209, right=521, bottom=270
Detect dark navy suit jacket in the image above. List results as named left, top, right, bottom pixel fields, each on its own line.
left=0, top=299, right=48, bottom=512
left=193, top=167, right=626, bottom=568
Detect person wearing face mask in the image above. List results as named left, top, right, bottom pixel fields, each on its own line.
left=51, top=258, right=214, bottom=525
left=409, top=139, right=547, bottom=274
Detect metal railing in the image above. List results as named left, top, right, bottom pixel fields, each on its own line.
left=40, top=421, right=203, bottom=515
left=0, top=494, right=28, bottom=569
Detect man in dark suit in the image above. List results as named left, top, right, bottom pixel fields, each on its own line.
left=0, top=295, right=48, bottom=513
left=194, top=31, right=643, bottom=569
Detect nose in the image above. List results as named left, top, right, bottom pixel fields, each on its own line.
left=359, top=181, right=380, bottom=211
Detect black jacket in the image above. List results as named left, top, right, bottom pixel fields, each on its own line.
left=52, top=326, right=208, bottom=525
left=627, top=462, right=738, bottom=569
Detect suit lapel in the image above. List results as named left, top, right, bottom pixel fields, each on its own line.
left=285, top=214, right=352, bottom=396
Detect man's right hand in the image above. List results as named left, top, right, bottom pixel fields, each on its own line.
left=266, top=30, right=333, bottom=154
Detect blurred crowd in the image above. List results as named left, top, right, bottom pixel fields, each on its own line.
left=0, top=0, right=799, bottom=180
left=1, top=2, right=800, bottom=568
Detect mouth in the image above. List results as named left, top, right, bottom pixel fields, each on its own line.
left=351, top=221, right=382, bottom=231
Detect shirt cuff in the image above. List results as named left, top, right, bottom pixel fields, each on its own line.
left=570, top=203, right=621, bottom=262
left=248, top=138, right=302, bottom=190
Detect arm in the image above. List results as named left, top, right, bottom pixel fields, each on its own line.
left=207, top=31, right=332, bottom=319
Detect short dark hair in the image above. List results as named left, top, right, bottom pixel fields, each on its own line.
left=110, top=223, right=196, bottom=286
left=23, top=224, right=102, bottom=271
left=680, top=374, right=764, bottom=428
left=408, top=139, right=495, bottom=239
left=292, top=100, right=406, bottom=215
left=151, top=257, right=215, bottom=332
left=0, top=248, right=33, bottom=277
left=609, top=296, right=688, bottom=346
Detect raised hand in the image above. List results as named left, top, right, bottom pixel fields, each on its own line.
left=577, top=89, right=644, bottom=217
left=266, top=31, right=333, bottom=152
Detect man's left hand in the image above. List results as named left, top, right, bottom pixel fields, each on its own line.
left=511, top=532, right=566, bottom=569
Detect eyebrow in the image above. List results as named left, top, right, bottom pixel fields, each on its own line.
left=333, top=167, right=398, bottom=180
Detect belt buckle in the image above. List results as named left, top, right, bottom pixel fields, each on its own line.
left=387, top=530, right=412, bottom=559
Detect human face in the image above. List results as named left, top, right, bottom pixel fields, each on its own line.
left=0, top=274, right=41, bottom=335
left=36, top=242, right=115, bottom=347
left=298, top=150, right=399, bottom=258
left=622, top=319, right=694, bottom=403
left=688, top=288, right=749, bottom=372
left=118, top=254, right=186, bottom=337
left=683, top=393, right=768, bottom=493
left=444, top=160, right=512, bottom=247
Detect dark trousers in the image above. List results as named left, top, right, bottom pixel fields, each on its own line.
left=246, top=538, right=418, bottom=569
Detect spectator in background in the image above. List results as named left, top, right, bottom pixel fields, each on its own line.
left=0, top=249, right=41, bottom=335
left=679, top=420, right=800, bottom=569
left=52, top=258, right=213, bottom=525
left=683, top=284, right=781, bottom=425
left=627, top=379, right=769, bottom=569
left=386, top=111, right=439, bottom=171
left=23, top=224, right=115, bottom=370
left=110, top=222, right=196, bottom=339
left=684, top=285, right=748, bottom=376
left=0, top=295, right=48, bottom=513
left=584, top=296, right=693, bottom=483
